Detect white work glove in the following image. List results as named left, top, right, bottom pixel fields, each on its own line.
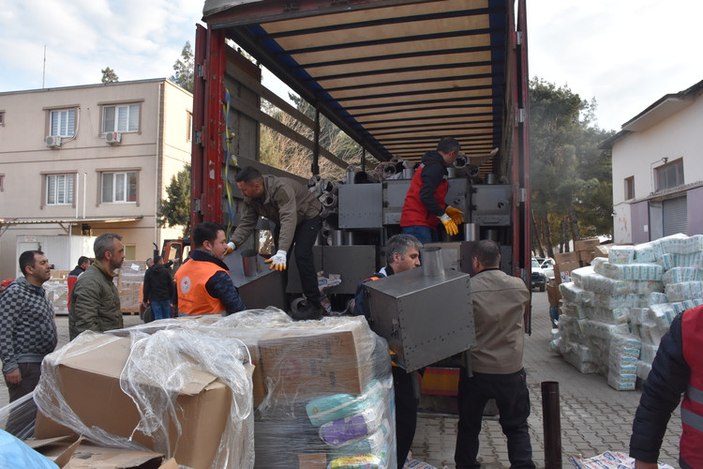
left=265, top=250, right=287, bottom=271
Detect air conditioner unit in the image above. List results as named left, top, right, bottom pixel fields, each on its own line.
left=45, top=135, right=62, bottom=148
left=105, top=132, right=122, bottom=144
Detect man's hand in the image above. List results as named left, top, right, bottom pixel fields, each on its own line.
left=265, top=250, right=287, bottom=271
left=445, top=206, right=464, bottom=224
left=4, top=368, right=21, bottom=385
left=439, top=213, right=459, bottom=236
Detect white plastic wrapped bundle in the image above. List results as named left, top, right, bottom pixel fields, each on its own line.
left=558, top=282, right=593, bottom=304
left=586, top=306, right=629, bottom=325
left=572, top=268, right=628, bottom=296
left=639, top=322, right=667, bottom=346
left=671, top=299, right=703, bottom=315
left=591, top=293, right=630, bottom=309
left=662, top=267, right=702, bottom=284
left=648, top=292, right=668, bottom=306
left=636, top=361, right=652, bottom=381
left=578, top=319, right=628, bottom=340
left=607, top=370, right=636, bottom=390
left=672, top=252, right=703, bottom=268
left=626, top=280, right=664, bottom=295
left=665, top=281, right=703, bottom=302
left=634, top=243, right=657, bottom=263
left=648, top=303, right=677, bottom=329
left=655, top=233, right=703, bottom=255
left=594, top=261, right=663, bottom=281
left=560, top=343, right=599, bottom=374
left=608, top=245, right=635, bottom=264
left=639, top=343, right=659, bottom=364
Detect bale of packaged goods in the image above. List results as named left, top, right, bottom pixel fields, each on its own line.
left=552, top=233, right=703, bottom=390
left=32, top=308, right=395, bottom=469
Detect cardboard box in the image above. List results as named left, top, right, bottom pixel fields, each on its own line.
left=594, top=245, right=610, bottom=257
left=579, top=250, right=595, bottom=265
left=554, top=261, right=581, bottom=285
left=29, top=437, right=165, bottom=469
left=34, top=334, right=232, bottom=469
left=574, top=238, right=600, bottom=252
left=546, top=281, right=561, bottom=305
left=258, top=323, right=372, bottom=399
left=555, top=251, right=581, bottom=264
left=298, top=453, right=328, bottom=469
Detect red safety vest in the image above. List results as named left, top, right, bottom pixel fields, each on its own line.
left=174, top=260, right=226, bottom=315
left=399, top=163, right=448, bottom=228
left=681, top=304, right=703, bottom=468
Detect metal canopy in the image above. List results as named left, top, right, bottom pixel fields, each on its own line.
left=203, top=0, right=511, bottom=165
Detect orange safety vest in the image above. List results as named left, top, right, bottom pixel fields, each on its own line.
left=175, top=259, right=226, bottom=315
left=680, top=304, right=703, bottom=468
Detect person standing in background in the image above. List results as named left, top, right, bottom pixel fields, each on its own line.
left=67, top=256, right=91, bottom=309
left=0, top=250, right=57, bottom=437
left=142, top=256, right=175, bottom=320
left=69, top=233, right=125, bottom=340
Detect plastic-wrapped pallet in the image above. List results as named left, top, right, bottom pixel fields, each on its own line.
left=608, top=245, right=636, bottom=264
left=593, top=260, right=663, bottom=281
left=662, top=266, right=702, bottom=284
left=664, top=281, right=703, bottom=302
left=571, top=267, right=629, bottom=296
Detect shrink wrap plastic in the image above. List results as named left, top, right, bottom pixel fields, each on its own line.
left=554, top=233, right=703, bottom=390
left=32, top=309, right=396, bottom=469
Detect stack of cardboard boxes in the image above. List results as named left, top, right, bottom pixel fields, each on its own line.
left=29, top=310, right=395, bottom=469
left=554, top=238, right=604, bottom=285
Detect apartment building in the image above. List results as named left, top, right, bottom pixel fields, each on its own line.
left=0, top=79, right=192, bottom=278
left=602, top=79, right=703, bottom=244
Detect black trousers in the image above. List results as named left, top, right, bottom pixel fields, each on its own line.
left=455, top=368, right=535, bottom=469
left=393, top=366, right=419, bottom=469
left=283, top=215, right=322, bottom=304
left=5, top=362, right=41, bottom=438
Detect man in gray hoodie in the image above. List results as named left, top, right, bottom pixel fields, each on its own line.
left=0, top=250, right=57, bottom=437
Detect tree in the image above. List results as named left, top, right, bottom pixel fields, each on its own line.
left=158, top=165, right=191, bottom=237
left=101, top=67, right=118, bottom=84
left=529, top=78, right=615, bottom=256
left=171, top=42, right=194, bottom=93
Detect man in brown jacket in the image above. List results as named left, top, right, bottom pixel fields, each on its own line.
left=231, top=166, right=323, bottom=320
left=455, top=239, right=535, bottom=469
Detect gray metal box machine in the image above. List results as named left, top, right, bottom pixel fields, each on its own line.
left=364, top=265, right=475, bottom=372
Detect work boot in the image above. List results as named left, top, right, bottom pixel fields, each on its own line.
left=291, top=299, right=323, bottom=321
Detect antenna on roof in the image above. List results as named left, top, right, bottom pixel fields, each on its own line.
left=42, top=45, right=46, bottom=88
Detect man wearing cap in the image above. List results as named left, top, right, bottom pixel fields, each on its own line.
left=400, top=136, right=465, bottom=244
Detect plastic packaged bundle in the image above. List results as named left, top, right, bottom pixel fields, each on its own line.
left=594, top=261, right=663, bottom=281
left=662, top=266, right=702, bottom=284
left=665, top=281, right=703, bottom=302
left=670, top=298, right=703, bottom=315
left=648, top=303, right=677, bottom=329
left=608, top=245, right=635, bottom=264
left=634, top=242, right=657, bottom=263
left=608, top=333, right=640, bottom=391
left=573, top=268, right=628, bottom=296
left=672, top=252, right=703, bottom=268
left=626, top=280, right=664, bottom=295
left=558, top=282, right=593, bottom=305
left=640, top=343, right=659, bottom=364
left=636, top=360, right=652, bottom=381
left=591, top=293, right=630, bottom=309
left=648, top=292, right=668, bottom=306
left=657, top=233, right=703, bottom=255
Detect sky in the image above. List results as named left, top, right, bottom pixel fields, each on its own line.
left=1, top=1, right=702, bottom=132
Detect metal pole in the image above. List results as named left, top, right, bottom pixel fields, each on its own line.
left=541, top=381, right=562, bottom=468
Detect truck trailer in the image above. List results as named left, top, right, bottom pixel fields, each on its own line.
left=190, top=0, right=530, bottom=404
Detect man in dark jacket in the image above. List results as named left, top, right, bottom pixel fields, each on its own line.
left=142, top=256, right=175, bottom=320
left=630, top=305, right=703, bottom=468
left=67, top=256, right=91, bottom=309
left=0, top=250, right=57, bottom=437
left=353, top=233, right=422, bottom=469
left=231, top=166, right=324, bottom=320
left=175, top=222, right=246, bottom=316
left=400, top=137, right=465, bottom=243
left=69, top=233, right=125, bottom=340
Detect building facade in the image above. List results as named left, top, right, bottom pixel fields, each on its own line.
left=0, top=79, right=192, bottom=278
left=603, top=80, right=703, bottom=244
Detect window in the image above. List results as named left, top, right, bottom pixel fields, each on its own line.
left=0, top=173, right=4, bottom=192
left=186, top=111, right=192, bottom=142
left=624, top=176, right=635, bottom=200
left=124, top=245, right=137, bottom=261
left=46, top=174, right=74, bottom=205
left=0, top=111, right=5, bottom=126
left=49, top=108, right=76, bottom=137
left=102, top=104, right=140, bottom=133
left=101, top=171, right=138, bottom=203
left=655, top=159, right=684, bottom=192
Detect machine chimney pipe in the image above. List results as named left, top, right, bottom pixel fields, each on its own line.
left=421, top=247, right=445, bottom=278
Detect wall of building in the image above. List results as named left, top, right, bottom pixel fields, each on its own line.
left=0, top=79, right=192, bottom=278
left=611, top=93, right=703, bottom=243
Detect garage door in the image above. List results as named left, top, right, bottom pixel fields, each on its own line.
left=663, top=196, right=687, bottom=236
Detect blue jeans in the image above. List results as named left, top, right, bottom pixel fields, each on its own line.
left=401, top=225, right=438, bottom=244
left=549, top=305, right=559, bottom=328
left=150, top=299, right=172, bottom=320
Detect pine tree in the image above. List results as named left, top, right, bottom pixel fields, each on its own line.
left=171, top=42, right=194, bottom=93
left=101, top=67, right=119, bottom=84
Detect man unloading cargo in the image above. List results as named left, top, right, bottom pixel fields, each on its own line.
left=230, top=166, right=324, bottom=320
left=400, top=137, right=465, bottom=243
left=175, top=222, right=246, bottom=316
left=353, top=233, right=423, bottom=468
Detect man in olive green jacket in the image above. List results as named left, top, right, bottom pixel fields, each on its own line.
left=69, top=233, right=125, bottom=340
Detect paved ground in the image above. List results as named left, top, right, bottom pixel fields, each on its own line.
left=1, top=294, right=681, bottom=468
